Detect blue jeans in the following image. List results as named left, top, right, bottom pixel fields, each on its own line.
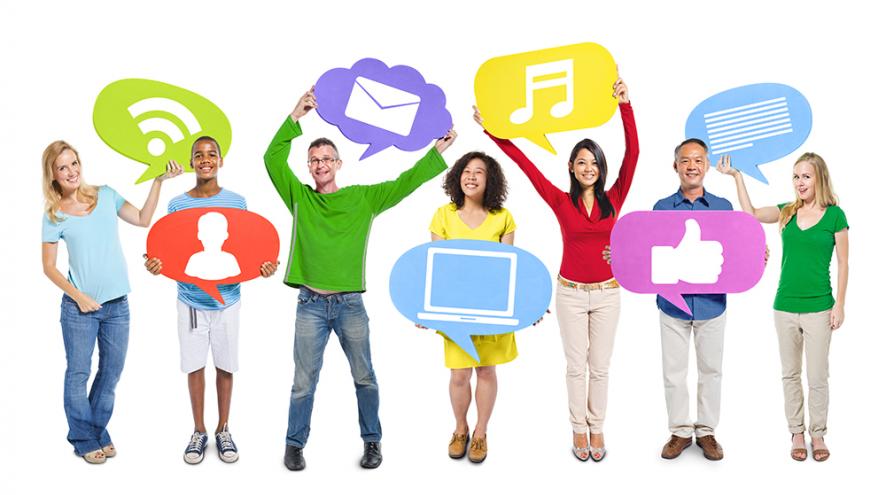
left=286, top=288, right=381, bottom=447
left=60, top=294, right=130, bottom=455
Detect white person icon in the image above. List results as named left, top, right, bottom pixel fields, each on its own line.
left=185, top=211, right=241, bottom=280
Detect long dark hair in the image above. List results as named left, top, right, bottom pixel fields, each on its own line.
left=568, top=139, right=614, bottom=219
left=443, top=151, right=508, bottom=211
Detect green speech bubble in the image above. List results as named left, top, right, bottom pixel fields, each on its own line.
left=93, top=79, right=231, bottom=183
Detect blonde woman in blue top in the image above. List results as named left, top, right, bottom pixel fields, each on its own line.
left=41, top=140, right=181, bottom=463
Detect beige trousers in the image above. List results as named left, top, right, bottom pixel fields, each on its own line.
left=659, top=311, right=726, bottom=438
left=773, top=309, right=832, bottom=437
left=555, top=282, right=620, bottom=434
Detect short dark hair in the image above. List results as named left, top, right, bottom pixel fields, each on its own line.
left=308, top=137, right=339, bottom=159
left=674, top=138, right=708, bottom=160
left=443, top=151, right=508, bottom=211
left=191, top=135, right=221, bottom=156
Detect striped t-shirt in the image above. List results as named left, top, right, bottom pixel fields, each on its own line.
left=168, top=188, right=247, bottom=310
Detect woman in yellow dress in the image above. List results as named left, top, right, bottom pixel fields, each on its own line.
left=428, top=151, right=516, bottom=464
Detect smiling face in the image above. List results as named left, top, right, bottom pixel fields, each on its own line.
left=460, top=158, right=488, bottom=202
left=674, top=142, right=709, bottom=191
left=569, top=148, right=599, bottom=189
left=52, top=149, right=82, bottom=195
left=308, top=144, right=341, bottom=189
left=793, top=160, right=817, bottom=203
left=191, top=138, right=222, bottom=180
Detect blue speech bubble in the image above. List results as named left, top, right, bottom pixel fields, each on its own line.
left=389, top=240, right=552, bottom=362
left=685, top=83, right=812, bottom=184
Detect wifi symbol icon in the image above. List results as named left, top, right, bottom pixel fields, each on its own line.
left=128, top=98, right=202, bottom=157
left=94, top=78, right=232, bottom=184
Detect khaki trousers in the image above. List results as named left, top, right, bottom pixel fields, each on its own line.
left=555, top=282, right=620, bottom=434
left=773, top=309, right=832, bottom=437
left=659, top=311, right=726, bottom=438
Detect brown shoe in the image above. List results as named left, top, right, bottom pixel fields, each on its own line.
left=468, top=435, right=487, bottom=463
left=448, top=432, right=469, bottom=459
left=696, top=435, right=724, bottom=461
left=661, top=435, right=692, bottom=459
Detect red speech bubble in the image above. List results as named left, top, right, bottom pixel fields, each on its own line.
left=147, top=208, right=280, bottom=303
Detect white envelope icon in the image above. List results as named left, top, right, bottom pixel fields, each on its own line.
left=344, top=76, right=421, bottom=136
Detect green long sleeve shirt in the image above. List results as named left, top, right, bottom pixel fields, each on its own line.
left=264, top=117, right=447, bottom=292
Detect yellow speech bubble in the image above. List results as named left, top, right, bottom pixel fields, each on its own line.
left=474, top=43, right=618, bottom=153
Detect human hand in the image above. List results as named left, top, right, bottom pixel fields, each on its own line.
left=764, top=245, right=770, bottom=266
left=434, top=129, right=457, bottom=154
left=472, top=105, right=485, bottom=128
left=158, top=160, right=184, bottom=181
left=260, top=261, right=280, bottom=278
left=144, top=255, right=162, bottom=275
left=74, top=292, right=102, bottom=312
left=830, top=305, right=844, bottom=330
left=716, top=155, right=739, bottom=177
left=291, top=87, right=317, bottom=121
left=602, top=244, right=612, bottom=265
left=613, top=77, right=630, bottom=104
left=414, top=323, right=429, bottom=330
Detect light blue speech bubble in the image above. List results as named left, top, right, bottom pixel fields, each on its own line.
left=389, top=240, right=552, bottom=362
left=685, top=83, right=812, bottom=184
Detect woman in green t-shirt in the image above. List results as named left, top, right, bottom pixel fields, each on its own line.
left=717, top=152, right=848, bottom=463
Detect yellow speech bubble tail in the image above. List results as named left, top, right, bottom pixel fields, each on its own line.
left=526, top=134, right=557, bottom=154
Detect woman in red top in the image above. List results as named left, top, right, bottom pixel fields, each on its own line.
left=474, top=77, right=637, bottom=461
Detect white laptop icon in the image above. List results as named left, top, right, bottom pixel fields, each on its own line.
left=417, top=247, right=519, bottom=326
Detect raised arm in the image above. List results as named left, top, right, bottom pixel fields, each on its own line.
left=831, top=228, right=849, bottom=329
left=473, top=106, right=563, bottom=209
left=716, top=155, right=780, bottom=223
left=607, top=77, right=639, bottom=209
left=117, top=161, right=182, bottom=227
left=365, top=130, right=456, bottom=214
left=42, top=242, right=101, bottom=312
left=263, top=89, right=315, bottom=212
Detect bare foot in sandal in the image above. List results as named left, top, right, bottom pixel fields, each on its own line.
left=83, top=449, right=107, bottom=464
left=573, top=432, right=590, bottom=461
left=790, top=433, right=807, bottom=461
left=811, top=436, right=829, bottom=462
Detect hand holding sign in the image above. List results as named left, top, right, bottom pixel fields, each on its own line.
left=146, top=208, right=280, bottom=303
left=651, top=219, right=724, bottom=285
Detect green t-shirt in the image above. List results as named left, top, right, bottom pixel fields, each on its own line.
left=263, top=117, right=447, bottom=292
left=774, top=204, right=848, bottom=313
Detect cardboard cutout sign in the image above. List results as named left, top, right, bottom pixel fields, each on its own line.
left=390, top=240, right=552, bottom=362
left=610, top=211, right=766, bottom=315
left=474, top=42, right=618, bottom=153
left=146, top=208, right=279, bottom=303
left=685, top=83, right=812, bottom=184
left=314, top=58, right=453, bottom=159
left=94, top=79, right=232, bottom=184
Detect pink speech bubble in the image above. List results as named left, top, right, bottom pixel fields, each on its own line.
left=610, top=211, right=765, bottom=315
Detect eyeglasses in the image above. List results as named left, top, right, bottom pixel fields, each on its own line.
left=307, top=157, right=339, bottom=167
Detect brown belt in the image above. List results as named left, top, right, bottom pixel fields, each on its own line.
left=557, top=275, right=620, bottom=291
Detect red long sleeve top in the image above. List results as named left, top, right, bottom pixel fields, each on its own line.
left=486, top=102, right=639, bottom=283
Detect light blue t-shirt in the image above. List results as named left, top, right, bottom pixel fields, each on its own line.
left=168, top=188, right=247, bottom=310
left=42, top=185, right=130, bottom=304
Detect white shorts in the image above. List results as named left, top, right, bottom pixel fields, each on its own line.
left=177, top=299, right=240, bottom=374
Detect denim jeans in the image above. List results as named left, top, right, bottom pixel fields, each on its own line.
left=286, top=288, right=381, bottom=447
left=59, top=294, right=130, bottom=455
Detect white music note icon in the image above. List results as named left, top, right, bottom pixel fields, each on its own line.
left=510, top=59, right=575, bottom=125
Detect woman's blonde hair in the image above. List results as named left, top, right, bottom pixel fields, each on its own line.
left=42, top=140, right=97, bottom=223
left=778, top=152, right=838, bottom=231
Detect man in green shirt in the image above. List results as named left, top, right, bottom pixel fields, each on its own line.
left=265, top=88, right=456, bottom=471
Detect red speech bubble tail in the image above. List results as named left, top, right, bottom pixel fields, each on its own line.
left=195, top=281, right=226, bottom=305
left=659, top=290, right=692, bottom=317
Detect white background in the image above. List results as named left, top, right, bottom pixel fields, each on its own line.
left=1, top=1, right=882, bottom=493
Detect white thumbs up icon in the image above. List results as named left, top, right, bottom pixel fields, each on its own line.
left=651, top=219, right=723, bottom=285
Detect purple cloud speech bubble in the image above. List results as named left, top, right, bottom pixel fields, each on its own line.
left=314, top=58, right=453, bottom=160
left=610, top=211, right=766, bottom=315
